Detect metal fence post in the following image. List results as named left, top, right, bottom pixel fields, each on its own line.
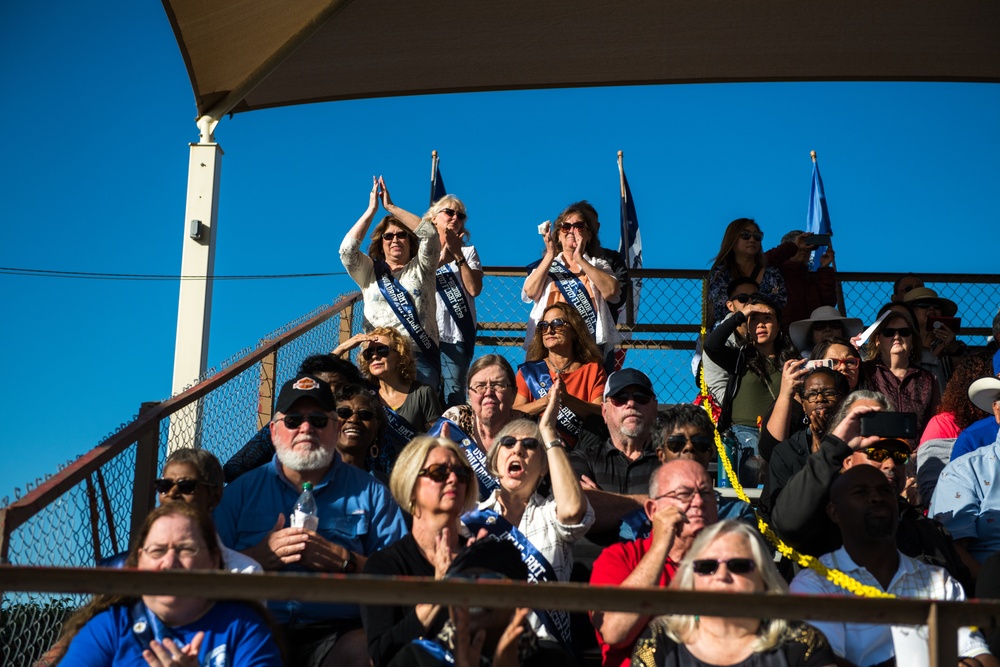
left=130, top=402, right=161, bottom=545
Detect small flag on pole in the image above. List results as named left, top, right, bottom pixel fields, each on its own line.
left=615, top=151, right=642, bottom=370
left=430, top=150, right=447, bottom=205
left=806, top=150, right=832, bottom=271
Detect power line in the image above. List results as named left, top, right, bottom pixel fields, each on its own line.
left=0, top=267, right=347, bottom=282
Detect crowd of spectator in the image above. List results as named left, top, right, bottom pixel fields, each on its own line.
left=49, top=194, right=1000, bottom=667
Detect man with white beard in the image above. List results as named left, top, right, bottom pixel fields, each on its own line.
left=215, top=374, right=407, bottom=667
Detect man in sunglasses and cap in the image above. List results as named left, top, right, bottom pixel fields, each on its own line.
left=215, top=373, right=407, bottom=667
left=791, top=465, right=997, bottom=667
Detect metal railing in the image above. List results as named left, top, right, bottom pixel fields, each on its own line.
left=1, top=268, right=998, bottom=666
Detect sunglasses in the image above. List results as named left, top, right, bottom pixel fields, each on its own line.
left=812, top=321, right=844, bottom=332
left=439, top=207, right=467, bottom=221
left=559, top=222, right=587, bottom=232
left=738, top=230, right=764, bottom=242
left=335, top=407, right=376, bottom=421
left=155, top=478, right=208, bottom=495
left=880, top=327, right=912, bottom=338
left=418, top=463, right=472, bottom=484
left=692, top=558, right=756, bottom=576
left=910, top=301, right=939, bottom=310
left=382, top=231, right=409, bottom=241
left=863, top=447, right=910, bottom=465
left=607, top=390, right=654, bottom=407
left=537, top=318, right=567, bottom=334
left=729, top=293, right=753, bottom=304
left=497, top=436, right=540, bottom=450
left=663, top=434, right=714, bottom=454
left=828, top=357, right=860, bottom=369
left=279, top=413, right=331, bottom=429
left=362, top=344, right=392, bottom=361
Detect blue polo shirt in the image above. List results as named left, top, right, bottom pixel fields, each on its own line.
left=215, top=454, right=407, bottom=624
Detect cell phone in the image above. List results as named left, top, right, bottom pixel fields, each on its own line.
left=805, top=359, right=835, bottom=370
left=927, top=316, right=961, bottom=334
left=860, top=412, right=918, bottom=439
left=806, top=233, right=831, bottom=246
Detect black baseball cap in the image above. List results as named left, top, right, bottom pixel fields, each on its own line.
left=603, top=369, right=655, bottom=400
left=275, top=374, right=335, bottom=413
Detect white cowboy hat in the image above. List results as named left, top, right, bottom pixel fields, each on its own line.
left=968, top=376, right=1000, bottom=414
left=789, top=306, right=864, bottom=352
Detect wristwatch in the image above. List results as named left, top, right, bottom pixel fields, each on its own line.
left=341, top=551, right=357, bottom=574
left=544, top=438, right=566, bottom=451
left=454, top=257, right=466, bottom=267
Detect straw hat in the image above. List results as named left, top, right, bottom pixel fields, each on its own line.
left=902, top=287, right=958, bottom=317
left=789, top=306, right=864, bottom=352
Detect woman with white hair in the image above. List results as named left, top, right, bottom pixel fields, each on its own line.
left=631, top=520, right=836, bottom=667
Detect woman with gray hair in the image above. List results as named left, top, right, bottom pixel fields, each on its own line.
left=462, top=378, right=594, bottom=647
left=631, top=520, right=836, bottom=667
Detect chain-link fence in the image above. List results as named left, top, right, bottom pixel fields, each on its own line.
left=1, top=270, right=997, bottom=665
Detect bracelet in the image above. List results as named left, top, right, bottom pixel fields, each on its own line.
left=544, top=438, right=566, bottom=451
left=454, top=257, right=465, bottom=267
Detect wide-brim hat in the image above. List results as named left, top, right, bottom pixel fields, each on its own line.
left=789, top=306, right=864, bottom=351
left=968, top=377, right=1000, bottom=414
left=903, top=288, right=958, bottom=317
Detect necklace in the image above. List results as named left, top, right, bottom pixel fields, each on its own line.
left=549, top=358, right=574, bottom=374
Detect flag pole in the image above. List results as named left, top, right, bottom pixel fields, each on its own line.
left=430, top=150, right=439, bottom=205
left=811, top=149, right=817, bottom=163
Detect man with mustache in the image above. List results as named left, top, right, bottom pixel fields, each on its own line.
left=215, top=374, right=407, bottom=667
left=791, top=465, right=997, bottom=667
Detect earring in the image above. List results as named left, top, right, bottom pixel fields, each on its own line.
left=370, top=444, right=380, bottom=459
left=802, top=415, right=810, bottom=425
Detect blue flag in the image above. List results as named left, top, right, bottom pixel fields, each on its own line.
left=806, top=157, right=832, bottom=271
left=430, top=151, right=446, bottom=205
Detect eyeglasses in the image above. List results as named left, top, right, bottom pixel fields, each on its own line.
left=469, top=381, right=511, bottom=395
left=802, top=389, right=841, bottom=403
left=278, top=413, right=331, bottom=429
left=728, top=293, right=753, bottom=304
left=362, top=344, right=392, bottom=361
left=559, top=222, right=587, bottom=232
left=692, top=558, right=756, bottom=576
left=154, top=478, right=208, bottom=495
left=141, top=544, right=203, bottom=561
left=335, top=407, right=376, bottom=421
left=439, top=207, right=468, bottom=221
left=862, top=447, right=910, bottom=465
left=537, top=318, right=567, bottom=334
left=382, top=231, right=409, bottom=241
left=827, top=357, right=860, bottom=370
left=654, top=488, right=715, bottom=505
left=880, top=327, right=912, bottom=338
left=607, top=390, right=654, bottom=407
left=497, top=436, right=540, bottom=450
left=910, top=301, right=939, bottom=310
left=812, top=321, right=844, bottom=332
left=450, top=572, right=508, bottom=582
left=418, top=463, right=472, bottom=484
left=738, top=230, right=764, bottom=242
left=663, top=434, right=715, bottom=454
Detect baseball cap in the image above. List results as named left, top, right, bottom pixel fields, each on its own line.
left=275, top=374, right=335, bottom=413
left=603, top=369, right=655, bottom=400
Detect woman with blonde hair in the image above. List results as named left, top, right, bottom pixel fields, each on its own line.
left=361, top=436, right=478, bottom=666
left=631, top=520, right=835, bottom=667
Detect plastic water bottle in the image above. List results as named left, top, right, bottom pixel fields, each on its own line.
left=291, top=482, right=319, bottom=531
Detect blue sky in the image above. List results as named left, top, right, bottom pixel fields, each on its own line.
left=2, top=1, right=998, bottom=502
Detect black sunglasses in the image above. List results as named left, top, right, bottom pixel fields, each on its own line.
left=537, top=318, right=567, bottom=334
left=880, top=327, right=912, bottom=338
left=336, top=407, right=376, bottom=421
left=911, top=301, right=939, bottom=310
left=497, top=436, right=540, bottom=450
left=729, top=293, right=752, bottom=304
left=863, top=447, right=910, bottom=465
left=692, top=558, right=756, bottom=576
left=382, top=231, right=409, bottom=241
left=607, top=390, right=654, bottom=407
left=418, top=463, right=472, bottom=484
left=440, top=207, right=467, bottom=221
left=812, top=321, right=844, bottom=332
left=559, top=222, right=587, bottom=232
left=155, top=478, right=208, bottom=495
left=663, top=434, right=714, bottom=454
left=362, top=344, right=392, bottom=361
left=279, top=413, right=331, bottom=429
left=738, top=230, right=764, bottom=241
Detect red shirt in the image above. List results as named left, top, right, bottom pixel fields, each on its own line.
left=589, top=535, right=678, bottom=667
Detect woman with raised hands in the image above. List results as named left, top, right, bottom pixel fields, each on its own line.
left=707, top=218, right=788, bottom=329
left=340, top=176, right=442, bottom=390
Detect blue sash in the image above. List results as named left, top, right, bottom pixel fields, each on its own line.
left=518, top=361, right=584, bottom=440
left=382, top=403, right=420, bottom=454
left=539, top=259, right=598, bottom=338
left=428, top=417, right=500, bottom=501
left=411, top=638, right=456, bottom=664
left=374, top=259, right=441, bottom=372
left=462, top=508, right=573, bottom=647
left=435, top=263, right=477, bottom=357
